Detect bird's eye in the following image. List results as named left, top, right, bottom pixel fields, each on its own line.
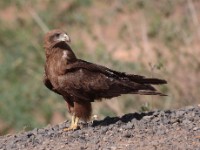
left=55, top=33, right=60, bottom=37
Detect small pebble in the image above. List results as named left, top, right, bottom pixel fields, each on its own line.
left=1, top=106, right=200, bottom=149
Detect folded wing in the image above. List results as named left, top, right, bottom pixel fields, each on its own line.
left=58, top=60, right=167, bottom=101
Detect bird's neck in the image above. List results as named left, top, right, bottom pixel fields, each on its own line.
left=45, top=41, right=77, bottom=63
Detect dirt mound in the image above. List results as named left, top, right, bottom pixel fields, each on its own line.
left=0, top=105, right=200, bottom=150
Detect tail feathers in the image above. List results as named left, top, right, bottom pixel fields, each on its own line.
left=118, top=80, right=157, bottom=91
left=138, top=84, right=156, bottom=91
left=118, top=81, right=167, bottom=96
left=132, top=90, right=167, bottom=96
left=131, top=78, right=167, bottom=85
left=115, top=75, right=167, bottom=96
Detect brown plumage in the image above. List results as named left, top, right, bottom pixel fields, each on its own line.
left=43, top=29, right=167, bottom=130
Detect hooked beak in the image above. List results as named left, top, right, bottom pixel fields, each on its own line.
left=59, top=33, right=71, bottom=42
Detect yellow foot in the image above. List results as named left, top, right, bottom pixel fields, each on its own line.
left=63, top=115, right=80, bottom=131
left=63, top=125, right=80, bottom=131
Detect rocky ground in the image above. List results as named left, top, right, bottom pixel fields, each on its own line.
left=0, top=105, right=200, bottom=150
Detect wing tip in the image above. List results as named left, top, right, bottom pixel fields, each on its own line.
left=136, top=90, right=168, bottom=96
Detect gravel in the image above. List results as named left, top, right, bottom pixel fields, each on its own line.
left=0, top=105, right=200, bottom=150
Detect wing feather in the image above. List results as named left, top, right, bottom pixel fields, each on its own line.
left=58, top=60, right=166, bottom=101
left=66, top=60, right=167, bottom=84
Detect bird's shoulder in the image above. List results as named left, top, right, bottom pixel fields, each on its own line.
left=65, top=59, right=116, bottom=75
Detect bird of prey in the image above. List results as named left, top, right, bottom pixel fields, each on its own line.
left=43, top=29, right=167, bottom=131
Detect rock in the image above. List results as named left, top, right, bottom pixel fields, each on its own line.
left=1, top=106, right=200, bottom=149
left=123, top=131, right=132, bottom=138
left=192, top=127, right=199, bottom=131
left=124, top=121, right=133, bottom=130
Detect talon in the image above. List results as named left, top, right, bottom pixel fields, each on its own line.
left=63, top=125, right=80, bottom=131
left=63, top=115, right=80, bottom=131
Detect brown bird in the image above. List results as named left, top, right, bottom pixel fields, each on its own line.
left=43, top=29, right=167, bottom=131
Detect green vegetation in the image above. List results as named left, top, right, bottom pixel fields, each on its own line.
left=0, top=0, right=199, bottom=134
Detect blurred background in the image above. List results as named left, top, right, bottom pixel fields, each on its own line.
left=0, top=0, right=200, bottom=135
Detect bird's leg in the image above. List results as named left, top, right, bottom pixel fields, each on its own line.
left=63, top=115, right=80, bottom=131
left=74, top=116, right=79, bottom=128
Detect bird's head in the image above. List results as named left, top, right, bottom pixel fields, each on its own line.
left=44, top=29, right=71, bottom=48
